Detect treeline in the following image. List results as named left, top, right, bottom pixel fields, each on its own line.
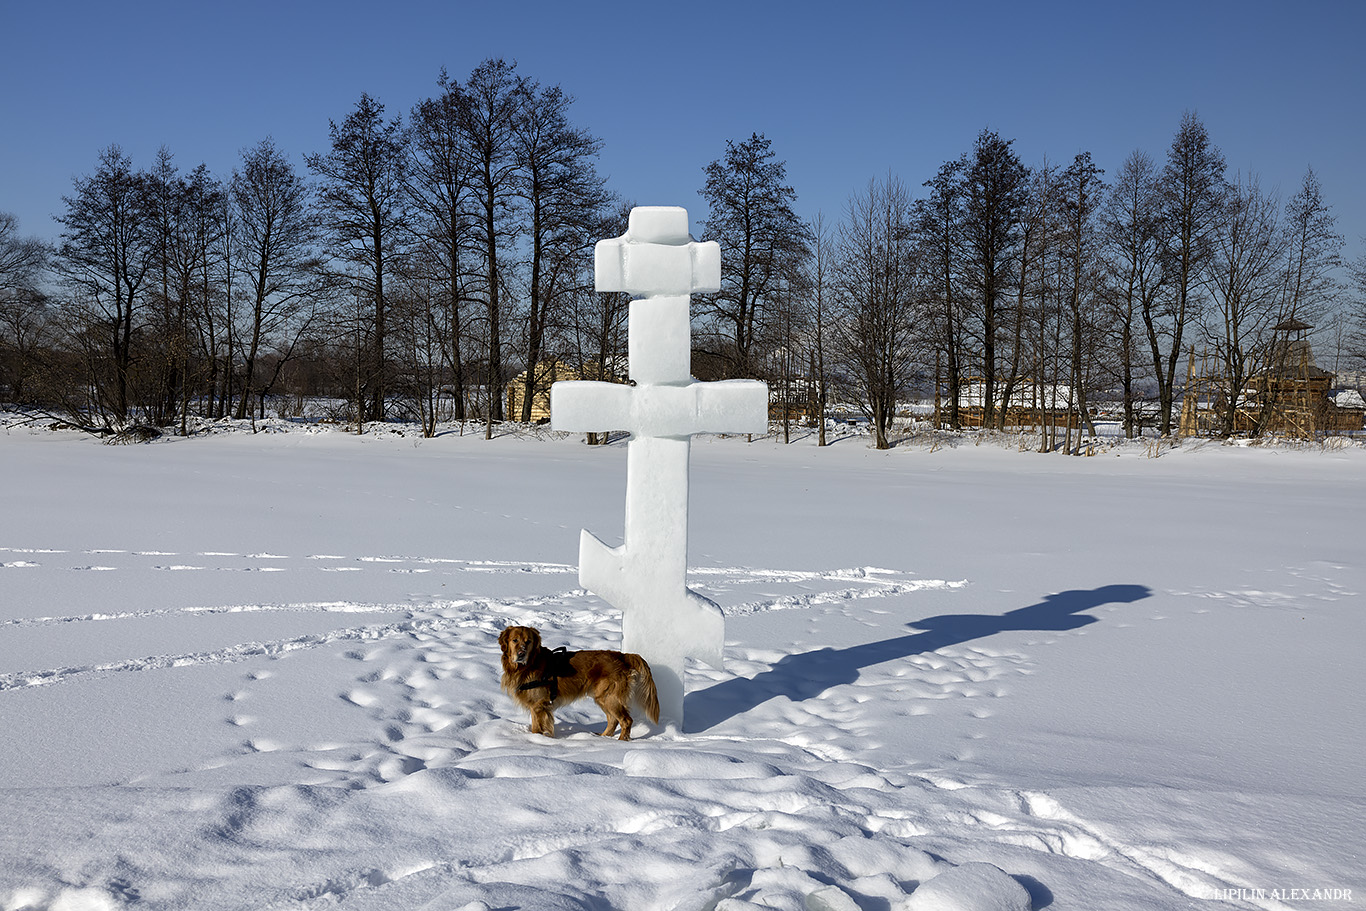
left=743, top=117, right=1362, bottom=449
left=1, top=59, right=619, bottom=439
left=2, top=58, right=1365, bottom=446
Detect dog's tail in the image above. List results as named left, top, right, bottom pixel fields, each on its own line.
left=626, top=654, right=661, bottom=725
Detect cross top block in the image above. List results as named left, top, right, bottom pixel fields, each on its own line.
left=596, top=206, right=721, bottom=298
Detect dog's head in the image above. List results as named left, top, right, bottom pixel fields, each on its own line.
left=499, top=625, right=541, bottom=670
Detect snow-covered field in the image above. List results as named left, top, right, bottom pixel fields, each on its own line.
left=0, top=418, right=1361, bottom=910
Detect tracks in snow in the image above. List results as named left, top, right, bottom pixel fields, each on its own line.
left=0, top=551, right=954, bottom=693
left=0, top=543, right=1277, bottom=908
left=0, top=546, right=580, bottom=577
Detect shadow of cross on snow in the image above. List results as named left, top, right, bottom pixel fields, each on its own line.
left=686, top=584, right=1152, bottom=732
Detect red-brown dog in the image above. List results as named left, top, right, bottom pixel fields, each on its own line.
left=499, top=625, right=660, bottom=741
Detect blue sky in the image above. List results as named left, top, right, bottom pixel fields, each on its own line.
left=3, top=0, right=1364, bottom=267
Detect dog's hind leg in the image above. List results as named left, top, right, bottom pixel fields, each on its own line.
left=610, top=709, right=633, bottom=741
left=596, top=694, right=633, bottom=741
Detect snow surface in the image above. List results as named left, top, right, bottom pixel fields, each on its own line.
left=0, top=417, right=1362, bottom=910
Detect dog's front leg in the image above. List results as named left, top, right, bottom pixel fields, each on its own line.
left=530, top=701, right=556, bottom=738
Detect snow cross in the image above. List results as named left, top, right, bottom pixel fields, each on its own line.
left=551, top=206, right=768, bottom=729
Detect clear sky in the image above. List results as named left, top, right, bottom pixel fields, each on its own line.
left=3, top=0, right=1363, bottom=268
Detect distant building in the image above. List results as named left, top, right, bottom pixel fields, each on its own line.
left=505, top=361, right=620, bottom=424
left=1180, top=320, right=1364, bottom=437
left=939, top=377, right=1081, bottom=429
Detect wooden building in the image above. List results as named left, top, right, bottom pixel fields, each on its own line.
left=1179, top=321, right=1364, bottom=438
left=505, top=361, right=620, bottom=424
left=936, top=378, right=1082, bottom=429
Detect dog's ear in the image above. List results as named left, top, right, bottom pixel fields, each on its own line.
left=499, top=627, right=512, bottom=655
left=529, top=627, right=541, bottom=651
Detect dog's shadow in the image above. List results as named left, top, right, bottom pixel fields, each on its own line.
left=685, top=584, right=1152, bottom=732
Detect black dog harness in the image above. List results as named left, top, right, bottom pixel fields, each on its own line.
left=516, top=646, right=574, bottom=696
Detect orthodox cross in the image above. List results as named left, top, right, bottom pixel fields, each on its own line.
left=551, top=206, right=768, bottom=729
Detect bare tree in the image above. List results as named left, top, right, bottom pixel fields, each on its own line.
left=1152, top=112, right=1227, bottom=435
left=1279, top=166, right=1343, bottom=328
left=698, top=133, right=811, bottom=379
left=387, top=270, right=447, bottom=436
left=916, top=156, right=967, bottom=429
left=0, top=212, right=52, bottom=403
left=146, top=152, right=227, bottom=432
left=306, top=93, right=411, bottom=426
left=1202, top=174, right=1284, bottom=437
left=1348, top=249, right=1366, bottom=373
left=145, top=147, right=186, bottom=427
left=834, top=175, right=921, bottom=450
left=1058, top=152, right=1106, bottom=450
left=232, top=138, right=324, bottom=422
left=1001, top=157, right=1055, bottom=432
left=459, top=58, right=524, bottom=437
left=804, top=211, right=834, bottom=445
left=568, top=201, right=632, bottom=444
left=961, top=130, right=1029, bottom=429
left=409, top=72, right=474, bottom=422
left=513, top=78, right=610, bottom=422
left=1020, top=160, right=1065, bottom=450
left=55, top=145, right=156, bottom=425
left=178, top=163, right=228, bottom=431
left=1039, top=227, right=1072, bottom=453
left=1101, top=150, right=1164, bottom=438
left=0, top=213, right=47, bottom=292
